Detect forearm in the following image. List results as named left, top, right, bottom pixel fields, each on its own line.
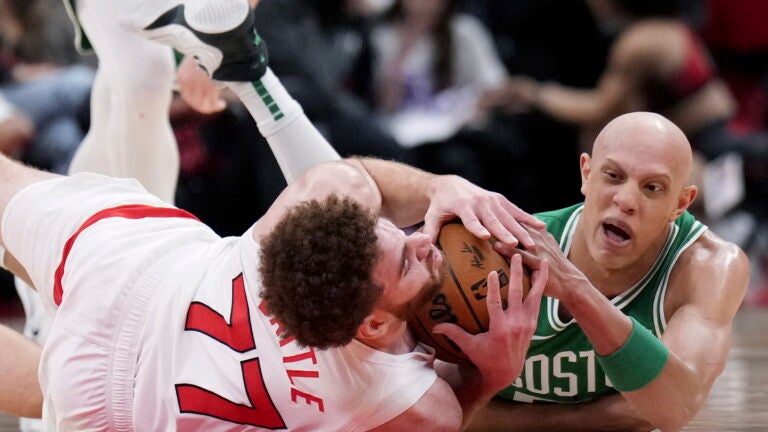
left=0, top=324, right=42, bottom=418
left=355, top=157, right=438, bottom=227
left=536, top=83, right=607, bottom=126
left=563, top=285, right=701, bottom=430
left=560, top=277, right=634, bottom=355
left=620, top=357, right=703, bottom=431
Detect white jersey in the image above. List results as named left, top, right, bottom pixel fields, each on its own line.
left=1, top=174, right=438, bottom=431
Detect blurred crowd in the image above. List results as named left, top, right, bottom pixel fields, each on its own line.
left=2, top=0, right=768, bottom=304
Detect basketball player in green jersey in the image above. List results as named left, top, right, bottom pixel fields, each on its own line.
left=467, top=111, right=750, bottom=431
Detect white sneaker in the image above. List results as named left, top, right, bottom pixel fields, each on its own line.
left=120, top=0, right=267, bottom=82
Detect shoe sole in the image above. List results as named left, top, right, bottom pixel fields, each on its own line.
left=120, top=0, right=265, bottom=81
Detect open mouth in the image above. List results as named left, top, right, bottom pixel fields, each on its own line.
left=602, top=222, right=631, bottom=244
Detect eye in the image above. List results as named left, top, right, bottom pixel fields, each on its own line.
left=645, top=183, right=663, bottom=193
left=603, top=170, right=620, bottom=181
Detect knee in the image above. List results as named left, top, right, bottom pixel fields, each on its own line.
left=117, top=56, right=175, bottom=104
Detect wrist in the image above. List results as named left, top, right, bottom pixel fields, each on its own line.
left=458, top=364, right=503, bottom=400
left=557, top=273, right=594, bottom=305
left=426, top=174, right=456, bottom=200
left=596, top=317, right=670, bottom=392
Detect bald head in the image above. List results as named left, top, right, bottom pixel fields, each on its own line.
left=592, top=112, right=693, bottom=187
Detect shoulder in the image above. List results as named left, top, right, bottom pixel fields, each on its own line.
left=666, top=230, right=750, bottom=322
left=612, top=19, right=684, bottom=66
left=368, top=378, right=461, bottom=432
left=678, top=230, right=749, bottom=279
left=620, top=19, right=684, bottom=46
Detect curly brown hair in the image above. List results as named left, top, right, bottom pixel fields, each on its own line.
left=259, top=195, right=382, bottom=349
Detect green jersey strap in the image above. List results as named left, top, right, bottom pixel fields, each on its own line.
left=498, top=203, right=707, bottom=403
left=63, top=0, right=93, bottom=55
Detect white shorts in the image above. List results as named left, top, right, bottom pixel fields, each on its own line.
left=1, top=173, right=208, bottom=431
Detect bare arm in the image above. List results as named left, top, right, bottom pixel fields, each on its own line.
left=356, top=157, right=544, bottom=249
left=582, top=234, right=747, bottom=431
left=479, top=26, right=649, bottom=127
left=533, top=26, right=648, bottom=127
left=638, top=233, right=748, bottom=430
left=507, top=228, right=748, bottom=431
left=0, top=323, right=42, bottom=418
left=253, top=156, right=544, bottom=249
left=534, top=71, right=631, bottom=126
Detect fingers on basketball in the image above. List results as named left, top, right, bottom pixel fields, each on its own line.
left=408, top=222, right=532, bottom=364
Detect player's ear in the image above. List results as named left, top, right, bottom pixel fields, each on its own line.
left=356, top=309, right=393, bottom=342
left=579, top=153, right=592, bottom=196
left=670, top=185, right=698, bottom=221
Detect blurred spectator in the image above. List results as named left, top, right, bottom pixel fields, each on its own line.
left=253, top=0, right=407, bottom=162
left=0, top=95, right=32, bottom=157
left=479, top=0, right=768, bottom=227
left=481, top=0, right=734, bottom=147
left=367, top=0, right=593, bottom=212
left=368, top=0, right=515, bottom=206
left=178, top=0, right=414, bottom=237
left=0, top=3, right=93, bottom=431
left=370, top=0, right=507, bottom=147
left=455, top=0, right=608, bottom=88
left=0, top=0, right=93, bottom=174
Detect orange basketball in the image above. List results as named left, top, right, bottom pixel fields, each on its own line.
left=408, top=222, right=531, bottom=365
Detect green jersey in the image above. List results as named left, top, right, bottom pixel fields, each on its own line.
left=498, top=203, right=707, bottom=403
left=63, top=0, right=94, bottom=54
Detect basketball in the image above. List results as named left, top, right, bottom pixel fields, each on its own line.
left=408, top=222, right=531, bottom=365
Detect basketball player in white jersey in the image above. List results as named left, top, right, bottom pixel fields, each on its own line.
left=12, top=2, right=236, bottom=428
left=0, top=1, right=550, bottom=429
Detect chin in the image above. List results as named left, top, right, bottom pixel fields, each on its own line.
left=592, top=248, right=632, bottom=270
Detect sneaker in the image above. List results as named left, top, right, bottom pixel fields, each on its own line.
left=120, top=0, right=267, bottom=82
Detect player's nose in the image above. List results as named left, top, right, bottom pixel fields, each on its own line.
left=613, top=183, right=639, bottom=215
left=407, top=232, right=432, bottom=261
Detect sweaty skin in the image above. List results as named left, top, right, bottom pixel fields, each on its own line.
left=469, top=112, right=749, bottom=432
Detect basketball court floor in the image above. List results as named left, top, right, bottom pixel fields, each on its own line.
left=0, top=299, right=766, bottom=431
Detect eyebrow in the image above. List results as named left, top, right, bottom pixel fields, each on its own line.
left=605, top=158, right=672, bottom=182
